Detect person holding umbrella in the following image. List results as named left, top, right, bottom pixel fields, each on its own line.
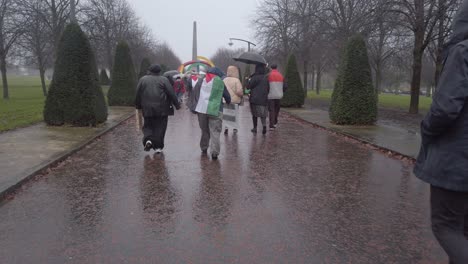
left=247, top=64, right=270, bottom=134
left=233, top=52, right=269, bottom=135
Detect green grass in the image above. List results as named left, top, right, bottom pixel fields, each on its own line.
left=0, top=76, right=111, bottom=132
left=0, top=76, right=48, bottom=132
left=308, top=90, right=433, bottom=112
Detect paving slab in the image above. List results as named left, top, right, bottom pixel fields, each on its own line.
left=283, top=108, right=421, bottom=159
left=0, top=107, right=135, bottom=198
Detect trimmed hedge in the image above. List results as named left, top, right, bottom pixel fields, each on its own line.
left=107, top=41, right=137, bottom=106
left=281, top=54, right=304, bottom=107
left=330, top=35, right=377, bottom=125
left=138, top=58, right=151, bottom=79
left=44, top=23, right=107, bottom=126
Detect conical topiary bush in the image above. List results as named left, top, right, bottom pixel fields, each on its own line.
left=281, top=54, right=304, bottom=107
left=107, top=41, right=137, bottom=106
left=138, top=58, right=151, bottom=79
left=330, top=35, right=377, bottom=125
left=99, top=69, right=110, bottom=85
left=44, top=23, right=107, bottom=126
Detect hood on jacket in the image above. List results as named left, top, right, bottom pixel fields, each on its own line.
left=445, top=0, right=468, bottom=55
left=207, top=67, right=226, bottom=79
left=226, top=66, right=240, bottom=79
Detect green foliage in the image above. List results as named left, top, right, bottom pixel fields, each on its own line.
left=107, top=41, right=137, bottom=106
left=44, top=23, right=108, bottom=126
left=138, top=58, right=151, bottom=79
left=160, top=64, right=168, bottom=73
left=99, top=69, right=110, bottom=85
left=281, top=54, right=305, bottom=107
left=330, top=35, right=377, bottom=125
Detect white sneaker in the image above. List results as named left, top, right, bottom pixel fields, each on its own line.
left=155, top=148, right=162, bottom=154
left=144, top=140, right=153, bottom=152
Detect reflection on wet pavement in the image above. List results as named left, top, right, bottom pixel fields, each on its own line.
left=0, top=107, right=445, bottom=263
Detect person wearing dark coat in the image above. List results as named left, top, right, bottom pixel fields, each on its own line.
left=414, top=1, right=468, bottom=262
left=247, top=64, right=270, bottom=135
left=135, top=64, right=181, bottom=153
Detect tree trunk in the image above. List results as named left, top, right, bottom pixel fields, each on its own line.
left=70, top=0, right=76, bottom=23
left=1, top=56, right=9, bottom=99
left=316, top=68, right=322, bottom=95
left=303, top=60, right=308, bottom=96
left=410, top=43, right=424, bottom=114
left=375, top=62, right=382, bottom=94
left=311, top=64, right=315, bottom=91
left=39, top=67, right=47, bottom=96
left=434, top=0, right=446, bottom=89
left=409, top=0, right=426, bottom=114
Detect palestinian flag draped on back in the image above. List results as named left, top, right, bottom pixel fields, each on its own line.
left=193, top=73, right=225, bottom=117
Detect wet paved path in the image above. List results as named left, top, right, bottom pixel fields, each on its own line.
left=0, top=106, right=445, bottom=263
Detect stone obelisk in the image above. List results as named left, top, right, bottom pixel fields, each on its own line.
left=192, top=21, right=197, bottom=61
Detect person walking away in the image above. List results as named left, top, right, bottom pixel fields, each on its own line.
left=414, top=2, right=468, bottom=263
left=223, top=66, right=244, bottom=134
left=187, top=67, right=231, bottom=160
left=247, top=64, right=270, bottom=135
left=174, top=76, right=186, bottom=103
left=135, top=64, right=181, bottom=153
left=268, top=64, right=284, bottom=130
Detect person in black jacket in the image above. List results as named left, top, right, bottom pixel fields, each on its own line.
left=135, top=64, right=181, bottom=153
left=247, top=64, right=270, bottom=135
left=414, top=1, right=468, bottom=262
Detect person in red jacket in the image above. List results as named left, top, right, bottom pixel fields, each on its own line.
left=173, top=76, right=186, bottom=103
left=267, top=64, right=285, bottom=130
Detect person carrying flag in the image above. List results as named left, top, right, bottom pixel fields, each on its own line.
left=187, top=67, right=231, bottom=160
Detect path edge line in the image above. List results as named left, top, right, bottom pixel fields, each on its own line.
left=282, top=110, right=417, bottom=162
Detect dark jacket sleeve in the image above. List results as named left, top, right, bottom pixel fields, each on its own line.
left=135, top=79, right=144, bottom=109
left=223, top=86, right=231, bottom=104
left=421, top=45, right=468, bottom=144
left=247, top=76, right=258, bottom=91
left=163, top=78, right=181, bottom=110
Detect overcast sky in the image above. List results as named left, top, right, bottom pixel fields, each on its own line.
left=129, top=0, right=260, bottom=63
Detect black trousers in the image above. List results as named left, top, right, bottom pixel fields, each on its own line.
left=430, top=185, right=468, bottom=264
left=268, top=99, right=281, bottom=127
left=142, top=116, right=168, bottom=149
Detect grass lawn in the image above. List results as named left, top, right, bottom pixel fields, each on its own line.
left=0, top=76, right=110, bottom=132
left=308, top=90, right=433, bottom=112
left=0, top=76, right=48, bottom=132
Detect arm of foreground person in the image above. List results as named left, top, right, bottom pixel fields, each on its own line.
left=421, top=45, right=468, bottom=143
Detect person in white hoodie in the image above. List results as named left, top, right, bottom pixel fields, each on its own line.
left=223, top=66, right=244, bottom=134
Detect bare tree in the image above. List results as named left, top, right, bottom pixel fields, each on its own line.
left=252, top=0, right=296, bottom=65
left=81, top=0, right=136, bottom=71
left=389, top=0, right=438, bottom=113
left=210, top=47, right=245, bottom=74
left=17, top=0, right=54, bottom=96
left=0, top=0, right=24, bottom=99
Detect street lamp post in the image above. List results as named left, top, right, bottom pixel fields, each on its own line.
left=228, top=38, right=256, bottom=52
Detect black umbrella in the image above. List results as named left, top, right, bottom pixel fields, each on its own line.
left=233, top=52, right=267, bottom=65
left=163, top=70, right=179, bottom=78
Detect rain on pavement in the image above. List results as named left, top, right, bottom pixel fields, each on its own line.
left=0, top=106, right=445, bottom=263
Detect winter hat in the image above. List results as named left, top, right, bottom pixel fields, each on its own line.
left=148, top=64, right=162, bottom=74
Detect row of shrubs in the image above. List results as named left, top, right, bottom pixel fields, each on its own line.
left=44, top=23, right=147, bottom=126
